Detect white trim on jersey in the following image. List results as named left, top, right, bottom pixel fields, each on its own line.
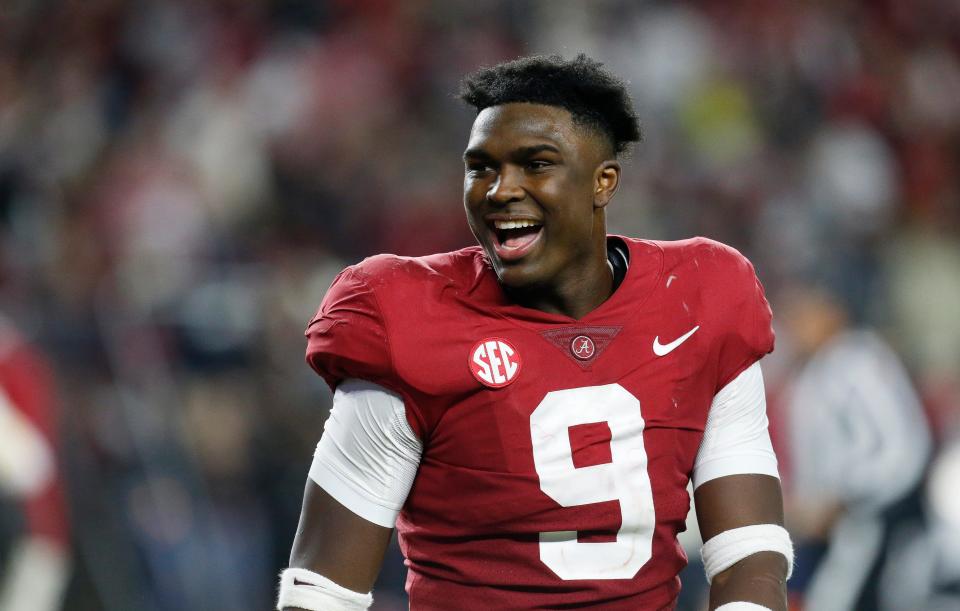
left=309, top=379, right=422, bottom=528
left=310, top=361, right=777, bottom=528
left=693, top=362, right=779, bottom=489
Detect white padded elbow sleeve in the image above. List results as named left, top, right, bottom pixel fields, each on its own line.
left=701, top=524, right=793, bottom=584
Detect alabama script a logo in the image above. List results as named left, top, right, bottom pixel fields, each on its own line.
left=570, top=335, right=596, bottom=360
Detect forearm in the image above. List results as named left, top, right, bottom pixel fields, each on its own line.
left=708, top=551, right=788, bottom=611
left=279, top=381, right=423, bottom=611
left=277, top=482, right=388, bottom=611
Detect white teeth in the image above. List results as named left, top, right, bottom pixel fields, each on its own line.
left=493, top=220, right=541, bottom=230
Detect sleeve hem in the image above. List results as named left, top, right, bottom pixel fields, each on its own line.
left=716, top=354, right=763, bottom=394
left=308, top=460, right=400, bottom=528
left=692, top=456, right=780, bottom=489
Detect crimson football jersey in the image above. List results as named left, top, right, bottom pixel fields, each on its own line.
left=305, top=236, right=774, bottom=610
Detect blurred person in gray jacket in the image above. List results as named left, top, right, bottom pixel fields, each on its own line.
left=776, top=281, right=931, bottom=611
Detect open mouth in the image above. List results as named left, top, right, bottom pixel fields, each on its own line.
left=490, top=219, right=543, bottom=261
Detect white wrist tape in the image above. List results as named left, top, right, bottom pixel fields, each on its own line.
left=716, top=603, right=772, bottom=610
left=276, top=568, right=372, bottom=611
left=701, top=524, right=793, bottom=584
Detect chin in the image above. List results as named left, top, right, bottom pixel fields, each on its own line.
left=483, top=240, right=552, bottom=287
left=493, top=259, right=547, bottom=290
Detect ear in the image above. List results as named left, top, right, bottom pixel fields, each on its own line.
left=593, top=160, right=621, bottom=209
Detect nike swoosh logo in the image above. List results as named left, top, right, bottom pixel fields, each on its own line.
left=653, top=325, right=700, bottom=356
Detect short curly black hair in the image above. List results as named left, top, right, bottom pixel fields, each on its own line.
left=459, top=54, right=641, bottom=156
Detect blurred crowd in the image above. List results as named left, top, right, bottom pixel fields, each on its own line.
left=0, top=1, right=958, bottom=610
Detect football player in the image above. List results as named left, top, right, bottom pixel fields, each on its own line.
left=278, top=55, right=791, bottom=610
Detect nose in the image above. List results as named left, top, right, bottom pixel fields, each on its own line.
left=487, top=166, right=524, bottom=206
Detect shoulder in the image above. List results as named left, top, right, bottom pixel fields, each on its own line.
left=352, top=247, right=487, bottom=281
left=309, top=247, right=486, bottom=321
left=623, top=236, right=764, bottom=303
left=630, top=236, right=775, bottom=388
left=305, top=248, right=488, bottom=429
left=651, top=236, right=756, bottom=277
left=305, top=250, right=487, bottom=400
left=617, top=235, right=754, bottom=272
left=346, top=247, right=488, bottom=293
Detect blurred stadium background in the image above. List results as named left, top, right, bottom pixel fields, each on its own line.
left=0, top=1, right=958, bottom=610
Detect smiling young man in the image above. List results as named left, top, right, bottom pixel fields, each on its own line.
left=278, top=55, right=791, bottom=611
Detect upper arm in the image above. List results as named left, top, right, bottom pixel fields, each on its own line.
left=289, top=380, right=423, bottom=593
left=693, top=361, right=783, bottom=533
left=693, top=362, right=778, bottom=489
left=289, top=481, right=395, bottom=593
left=692, top=362, right=789, bottom=609
left=694, top=473, right=784, bottom=542
left=693, top=361, right=785, bottom=562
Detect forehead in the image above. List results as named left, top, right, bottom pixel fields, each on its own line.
left=466, top=103, right=589, bottom=154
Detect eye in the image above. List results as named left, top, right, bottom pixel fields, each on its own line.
left=526, top=159, right=553, bottom=171
left=465, top=162, right=494, bottom=175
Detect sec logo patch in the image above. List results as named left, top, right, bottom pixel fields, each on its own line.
left=469, top=338, right=521, bottom=388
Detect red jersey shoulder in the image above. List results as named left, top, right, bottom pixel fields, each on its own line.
left=308, top=246, right=485, bottom=323
left=344, top=247, right=486, bottom=295
left=641, top=236, right=775, bottom=388
left=304, top=247, right=487, bottom=401
left=651, top=236, right=750, bottom=282
left=304, top=263, right=389, bottom=392
left=306, top=249, right=478, bottom=321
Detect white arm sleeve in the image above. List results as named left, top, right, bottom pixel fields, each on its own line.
left=0, top=385, right=54, bottom=498
left=693, top=362, right=779, bottom=489
left=309, top=379, right=423, bottom=528
left=0, top=536, right=70, bottom=611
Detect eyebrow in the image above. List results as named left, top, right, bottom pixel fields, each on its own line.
left=463, top=143, right=562, bottom=161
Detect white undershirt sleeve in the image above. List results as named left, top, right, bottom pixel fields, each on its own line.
left=0, top=385, right=54, bottom=498
left=693, top=362, right=779, bottom=489
left=308, top=379, right=423, bottom=528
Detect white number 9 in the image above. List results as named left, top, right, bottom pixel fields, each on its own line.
left=530, top=384, right=655, bottom=580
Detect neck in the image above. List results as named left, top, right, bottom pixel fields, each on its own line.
left=504, top=237, right=613, bottom=320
